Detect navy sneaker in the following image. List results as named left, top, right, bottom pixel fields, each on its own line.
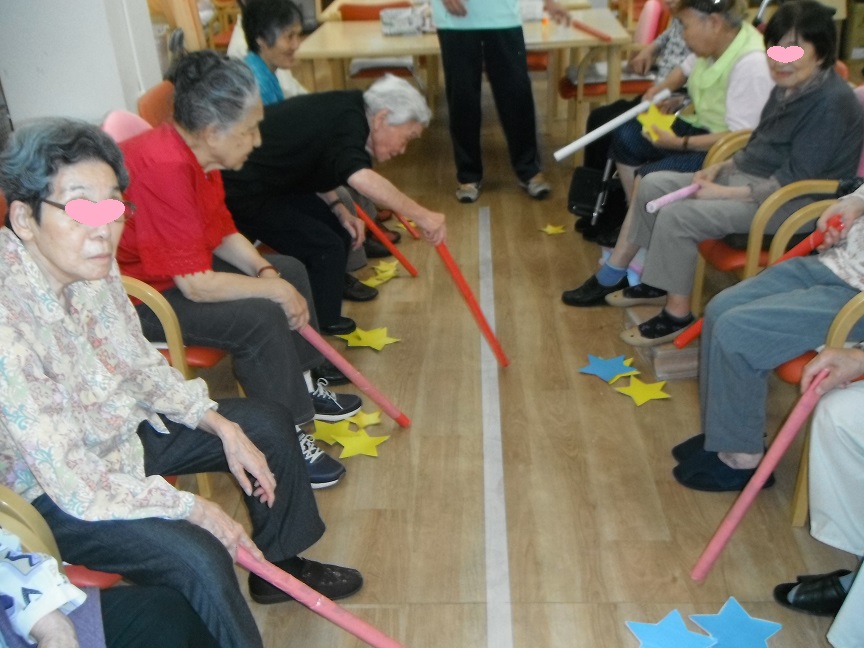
left=296, top=428, right=345, bottom=489
left=311, top=379, right=362, bottom=422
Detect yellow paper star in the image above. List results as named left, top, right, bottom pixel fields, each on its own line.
left=540, top=224, right=566, bottom=235
left=361, top=276, right=385, bottom=288
left=637, top=103, right=677, bottom=142
left=348, top=410, right=382, bottom=428
left=614, top=376, right=671, bottom=406
left=336, top=327, right=400, bottom=351
left=609, top=358, right=640, bottom=384
left=394, top=218, right=417, bottom=231
left=312, top=419, right=352, bottom=445
left=372, top=260, right=398, bottom=273
left=332, top=429, right=390, bottom=458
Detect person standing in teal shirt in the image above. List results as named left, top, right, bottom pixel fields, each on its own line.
left=432, top=0, right=568, bottom=203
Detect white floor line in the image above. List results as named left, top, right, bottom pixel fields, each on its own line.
left=477, top=207, right=514, bottom=648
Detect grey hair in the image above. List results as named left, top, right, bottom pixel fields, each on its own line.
left=169, top=50, right=259, bottom=133
left=0, top=118, right=128, bottom=226
left=363, top=74, right=431, bottom=127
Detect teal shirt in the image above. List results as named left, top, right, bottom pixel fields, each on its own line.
left=432, top=0, right=521, bottom=29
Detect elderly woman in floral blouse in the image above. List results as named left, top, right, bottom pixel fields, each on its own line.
left=0, top=119, right=361, bottom=648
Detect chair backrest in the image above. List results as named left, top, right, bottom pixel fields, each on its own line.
left=121, top=276, right=193, bottom=379
left=339, top=1, right=411, bottom=20
left=101, top=110, right=152, bottom=144
left=0, top=485, right=64, bottom=565
left=137, top=80, right=175, bottom=128
left=632, top=0, right=663, bottom=45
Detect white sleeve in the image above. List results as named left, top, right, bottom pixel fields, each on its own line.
left=227, top=17, right=248, bottom=59
left=725, top=51, right=774, bottom=131
left=679, top=53, right=697, bottom=77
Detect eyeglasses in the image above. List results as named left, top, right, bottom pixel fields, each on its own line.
left=686, top=0, right=729, bottom=14
left=41, top=198, right=136, bottom=224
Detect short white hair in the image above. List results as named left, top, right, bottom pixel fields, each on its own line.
left=363, top=74, right=431, bottom=127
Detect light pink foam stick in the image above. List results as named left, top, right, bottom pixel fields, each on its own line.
left=646, top=183, right=699, bottom=213
left=299, top=325, right=411, bottom=427
left=690, top=370, right=828, bottom=582
left=236, top=547, right=406, bottom=648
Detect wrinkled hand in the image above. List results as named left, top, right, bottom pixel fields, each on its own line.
left=420, top=211, right=447, bottom=245
left=200, top=410, right=276, bottom=506
left=817, top=198, right=861, bottom=250
left=337, top=208, right=366, bottom=249
left=801, top=347, right=864, bottom=395
left=645, top=125, right=680, bottom=150
left=262, top=279, right=310, bottom=329
left=627, top=47, right=653, bottom=75
left=187, top=496, right=264, bottom=560
left=442, top=0, right=467, bottom=16
left=694, top=162, right=722, bottom=185
left=30, top=610, right=79, bottom=648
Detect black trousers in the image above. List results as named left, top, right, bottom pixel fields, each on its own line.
left=227, top=192, right=351, bottom=328
left=437, top=27, right=541, bottom=184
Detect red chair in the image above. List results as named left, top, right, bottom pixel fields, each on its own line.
left=137, top=80, right=175, bottom=127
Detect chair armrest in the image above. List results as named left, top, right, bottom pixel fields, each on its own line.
left=826, top=292, right=864, bottom=347
left=703, top=130, right=751, bottom=167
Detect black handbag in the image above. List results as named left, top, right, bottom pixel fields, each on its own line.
left=567, top=158, right=628, bottom=246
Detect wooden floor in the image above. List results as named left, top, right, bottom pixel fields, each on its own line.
left=192, top=80, right=858, bottom=647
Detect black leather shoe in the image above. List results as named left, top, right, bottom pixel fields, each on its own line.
left=773, top=569, right=851, bottom=617
left=562, top=276, right=628, bottom=307
left=363, top=238, right=391, bottom=259
left=343, top=274, right=378, bottom=302
left=672, top=434, right=705, bottom=463
left=249, top=558, right=363, bottom=604
left=320, top=316, right=356, bottom=336
left=312, top=359, right=349, bottom=386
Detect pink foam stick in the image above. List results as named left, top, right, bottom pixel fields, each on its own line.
left=646, top=183, right=699, bottom=213
left=435, top=243, right=510, bottom=367
left=236, top=547, right=406, bottom=648
left=354, top=203, right=418, bottom=277
left=675, top=215, right=844, bottom=350
left=393, top=211, right=421, bottom=240
left=299, top=325, right=410, bottom=427
left=690, top=370, right=828, bottom=582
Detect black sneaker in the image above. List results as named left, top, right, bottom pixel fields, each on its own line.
left=311, top=379, right=362, bottom=422
left=249, top=558, right=363, bottom=604
left=296, top=428, right=345, bottom=489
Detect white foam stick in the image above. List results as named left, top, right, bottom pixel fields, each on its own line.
left=553, top=88, right=672, bottom=162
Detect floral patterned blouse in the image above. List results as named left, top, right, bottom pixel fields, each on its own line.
left=0, top=227, right=214, bottom=521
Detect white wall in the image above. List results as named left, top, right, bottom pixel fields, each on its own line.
left=0, top=0, right=162, bottom=126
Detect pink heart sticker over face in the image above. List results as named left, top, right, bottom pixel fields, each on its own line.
left=63, top=199, right=125, bottom=227
left=767, top=45, right=804, bottom=63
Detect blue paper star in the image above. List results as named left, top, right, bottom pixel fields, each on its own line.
left=627, top=610, right=717, bottom=648
left=579, top=354, right=640, bottom=383
left=690, top=597, right=782, bottom=647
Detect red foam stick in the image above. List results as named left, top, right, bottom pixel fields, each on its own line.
left=435, top=243, right=510, bottom=367
left=571, top=19, right=613, bottom=42
left=675, top=215, right=843, bottom=349
left=299, top=325, right=410, bottom=427
left=354, top=203, right=418, bottom=277
left=393, top=211, right=421, bottom=240
left=236, top=547, right=406, bottom=648
left=690, top=370, right=828, bottom=581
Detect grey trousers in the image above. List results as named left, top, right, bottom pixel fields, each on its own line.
left=629, top=171, right=759, bottom=297
left=700, top=257, right=864, bottom=453
left=35, top=398, right=325, bottom=648
left=136, top=254, right=321, bottom=425
left=810, top=383, right=864, bottom=648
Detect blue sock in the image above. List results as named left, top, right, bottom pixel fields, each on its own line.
left=596, top=262, right=627, bottom=287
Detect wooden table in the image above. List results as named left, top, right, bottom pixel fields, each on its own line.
left=296, top=8, right=630, bottom=132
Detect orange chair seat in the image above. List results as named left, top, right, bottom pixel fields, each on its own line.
left=66, top=565, right=124, bottom=589
left=158, top=346, right=228, bottom=369
left=351, top=66, right=414, bottom=79
left=212, top=28, right=234, bottom=49
left=697, top=239, right=770, bottom=273
left=775, top=350, right=817, bottom=385
left=558, top=76, right=654, bottom=100
left=527, top=51, right=549, bottom=72
left=339, top=1, right=411, bottom=19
